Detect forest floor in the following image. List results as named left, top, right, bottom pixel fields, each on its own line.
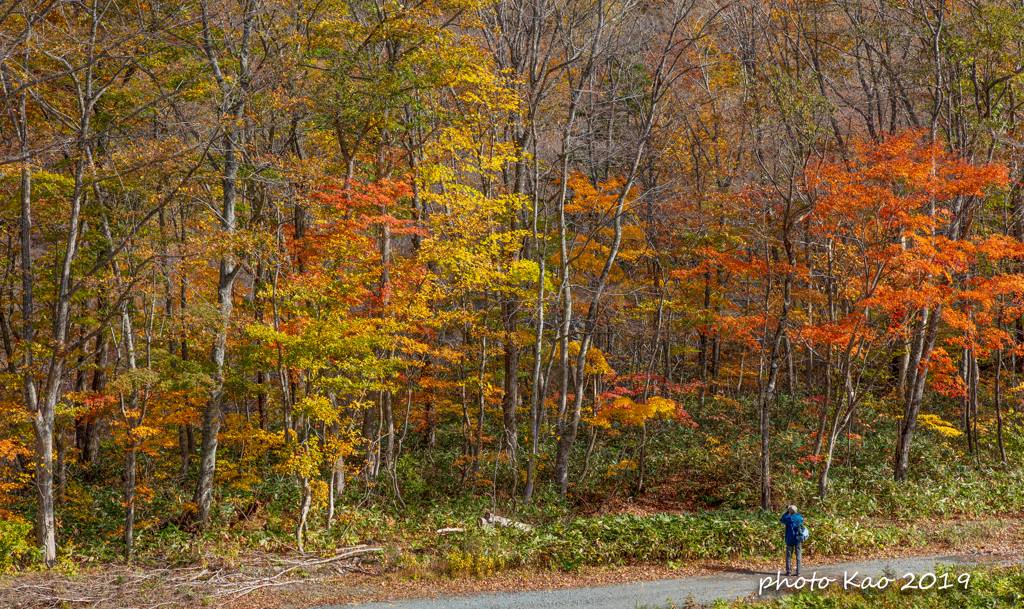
left=1, top=517, right=1022, bottom=609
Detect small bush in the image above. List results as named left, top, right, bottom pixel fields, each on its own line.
left=0, top=519, right=33, bottom=571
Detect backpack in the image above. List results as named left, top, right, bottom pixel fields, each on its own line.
left=799, top=525, right=810, bottom=543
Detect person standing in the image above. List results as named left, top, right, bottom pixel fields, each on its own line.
left=780, top=505, right=804, bottom=576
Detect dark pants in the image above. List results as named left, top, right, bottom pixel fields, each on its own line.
left=786, top=543, right=802, bottom=574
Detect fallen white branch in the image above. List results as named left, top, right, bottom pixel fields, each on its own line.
left=215, top=577, right=328, bottom=607
left=477, top=511, right=533, bottom=532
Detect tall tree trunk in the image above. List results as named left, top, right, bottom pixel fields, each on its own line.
left=256, top=369, right=269, bottom=432
left=894, top=306, right=942, bottom=482
left=759, top=259, right=794, bottom=511
left=124, top=441, right=136, bottom=560
left=969, top=347, right=980, bottom=462
left=995, top=348, right=1007, bottom=464
left=74, top=338, right=95, bottom=465
left=56, top=428, right=67, bottom=506
left=73, top=385, right=90, bottom=466
left=193, top=142, right=238, bottom=521
left=362, top=400, right=378, bottom=479
left=193, top=0, right=251, bottom=526
left=818, top=362, right=857, bottom=499
left=177, top=218, right=191, bottom=478
left=382, top=389, right=395, bottom=470
left=86, top=336, right=108, bottom=464
left=698, top=273, right=711, bottom=408
left=27, top=115, right=90, bottom=565
left=474, top=337, right=488, bottom=475
left=784, top=335, right=796, bottom=398
left=296, top=474, right=311, bottom=552
left=422, top=361, right=437, bottom=449
left=523, top=216, right=546, bottom=500
left=501, top=297, right=520, bottom=457
left=178, top=425, right=191, bottom=478
left=812, top=351, right=832, bottom=457
left=552, top=31, right=672, bottom=494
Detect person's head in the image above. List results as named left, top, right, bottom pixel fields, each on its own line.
left=787, top=505, right=798, bottom=515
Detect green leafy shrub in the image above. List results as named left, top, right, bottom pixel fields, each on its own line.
left=478, top=510, right=915, bottom=571
left=0, top=519, right=33, bottom=571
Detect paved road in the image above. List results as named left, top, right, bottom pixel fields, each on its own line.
left=317, top=555, right=993, bottom=609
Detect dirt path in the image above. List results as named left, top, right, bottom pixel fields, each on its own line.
left=315, top=554, right=1015, bottom=609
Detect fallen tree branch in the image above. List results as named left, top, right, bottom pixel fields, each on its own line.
left=215, top=577, right=329, bottom=608
left=477, top=511, right=533, bottom=532
left=0, top=545, right=386, bottom=609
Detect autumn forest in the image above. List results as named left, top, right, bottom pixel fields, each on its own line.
left=2, top=0, right=1024, bottom=578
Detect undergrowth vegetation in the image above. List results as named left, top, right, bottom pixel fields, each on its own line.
left=2, top=389, right=1019, bottom=577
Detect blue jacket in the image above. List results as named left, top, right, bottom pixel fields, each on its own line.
left=780, top=513, right=804, bottom=546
